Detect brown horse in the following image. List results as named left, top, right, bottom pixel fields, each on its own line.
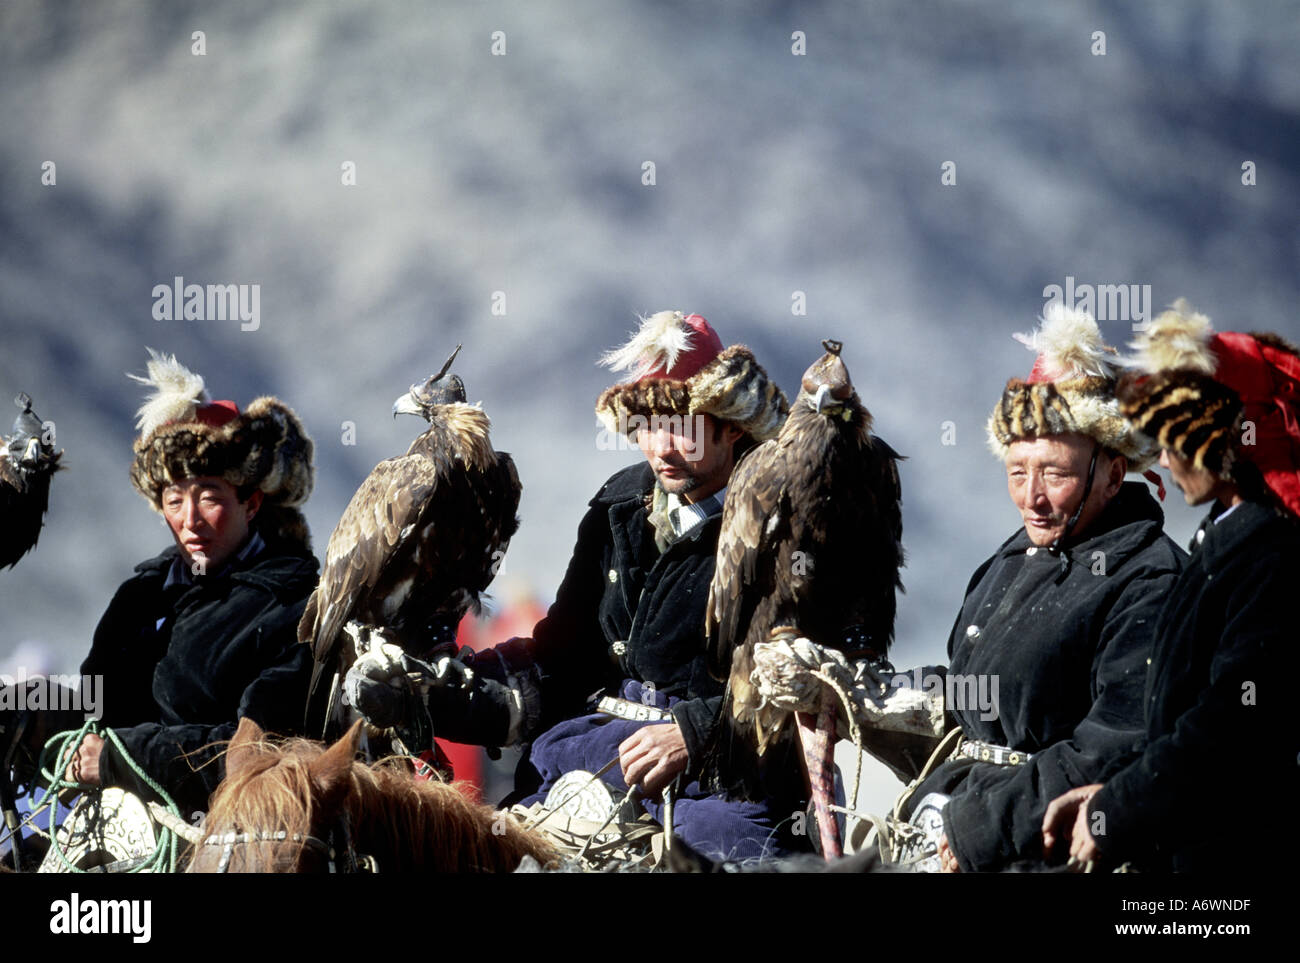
left=186, top=717, right=558, bottom=872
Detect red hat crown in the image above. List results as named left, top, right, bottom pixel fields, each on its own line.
left=1212, top=331, right=1300, bottom=516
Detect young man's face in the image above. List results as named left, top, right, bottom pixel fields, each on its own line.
left=161, top=476, right=261, bottom=572
left=1159, top=448, right=1219, bottom=505
left=1005, top=433, right=1123, bottom=547
left=636, top=413, right=742, bottom=503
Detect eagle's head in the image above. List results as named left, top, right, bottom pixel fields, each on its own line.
left=6, top=393, right=62, bottom=484
left=799, top=340, right=856, bottom=415
left=393, top=345, right=469, bottom=419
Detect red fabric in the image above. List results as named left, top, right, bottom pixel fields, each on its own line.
left=432, top=599, right=550, bottom=798
left=639, top=314, right=724, bottom=381
left=430, top=741, right=483, bottom=799
left=429, top=613, right=485, bottom=794
left=1142, top=469, right=1167, bottom=502
left=194, top=400, right=240, bottom=427
left=1025, top=354, right=1053, bottom=384
left=1213, top=333, right=1300, bottom=518
left=483, top=595, right=547, bottom=647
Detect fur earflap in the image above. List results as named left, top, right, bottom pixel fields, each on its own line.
left=599, top=311, right=697, bottom=380
left=1013, top=303, right=1115, bottom=380
left=1126, top=298, right=1217, bottom=375
left=128, top=348, right=210, bottom=440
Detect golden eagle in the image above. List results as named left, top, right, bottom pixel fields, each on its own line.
left=703, top=340, right=904, bottom=839
left=301, top=347, right=521, bottom=737
left=1, top=393, right=62, bottom=570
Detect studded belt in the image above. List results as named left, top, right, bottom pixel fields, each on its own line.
left=595, top=695, right=674, bottom=723
left=959, top=739, right=1033, bottom=766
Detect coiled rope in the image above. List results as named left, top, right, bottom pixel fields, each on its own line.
left=23, top=720, right=186, bottom=873
left=749, top=637, right=873, bottom=814
left=749, top=637, right=949, bottom=853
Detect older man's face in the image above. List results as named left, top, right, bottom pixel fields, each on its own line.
left=161, top=476, right=261, bottom=573
left=636, top=413, right=741, bottom=503
left=1005, top=434, right=1122, bottom=547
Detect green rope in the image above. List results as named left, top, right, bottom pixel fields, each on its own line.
left=29, top=720, right=183, bottom=873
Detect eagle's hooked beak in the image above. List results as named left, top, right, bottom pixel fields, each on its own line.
left=812, top=383, right=834, bottom=414
left=21, top=437, right=40, bottom=467
left=392, top=390, right=424, bottom=418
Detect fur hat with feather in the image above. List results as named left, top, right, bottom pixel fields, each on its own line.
left=596, top=311, right=789, bottom=444
left=128, top=349, right=315, bottom=549
left=1117, top=300, right=1300, bottom=517
left=987, top=303, right=1157, bottom=469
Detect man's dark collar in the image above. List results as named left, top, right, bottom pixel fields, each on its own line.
left=162, top=530, right=267, bottom=589
left=1192, top=499, right=1283, bottom=554
left=1001, top=480, right=1163, bottom=556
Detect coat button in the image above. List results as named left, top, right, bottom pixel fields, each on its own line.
left=966, top=624, right=980, bottom=640
left=608, top=569, right=618, bottom=583
left=1026, top=547, right=1037, bottom=556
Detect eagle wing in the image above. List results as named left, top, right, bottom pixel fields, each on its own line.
left=300, top=452, right=442, bottom=694
left=705, top=438, right=789, bottom=681
left=0, top=444, right=58, bottom=572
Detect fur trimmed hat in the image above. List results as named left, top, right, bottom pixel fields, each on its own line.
left=128, top=349, right=315, bottom=548
left=595, top=311, right=789, bottom=443
left=986, top=303, right=1157, bottom=470
left=1116, top=299, right=1300, bottom=518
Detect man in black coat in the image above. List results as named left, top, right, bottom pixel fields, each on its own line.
left=65, top=351, right=318, bottom=816
left=347, top=311, right=793, bottom=860
left=878, top=306, right=1185, bottom=872
left=1043, top=305, right=1300, bottom=873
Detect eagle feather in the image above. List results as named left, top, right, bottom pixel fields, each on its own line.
left=1013, top=303, right=1115, bottom=380
left=599, top=310, right=695, bottom=380
left=127, top=348, right=210, bottom=439
left=1125, top=298, right=1217, bottom=375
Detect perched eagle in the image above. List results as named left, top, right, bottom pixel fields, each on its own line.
left=301, top=347, right=522, bottom=737
left=703, top=340, right=904, bottom=806
left=1, top=393, right=63, bottom=570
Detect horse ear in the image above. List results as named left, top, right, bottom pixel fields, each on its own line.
left=226, top=716, right=266, bottom=779
left=310, top=719, right=362, bottom=812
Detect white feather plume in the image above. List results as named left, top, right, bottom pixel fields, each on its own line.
left=1013, top=302, right=1114, bottom=380
left=128, top=348, right=210, bottom=439
left=599, top=310, right=695, bottom=380
left=1125, top=298, right=1216, bottom=375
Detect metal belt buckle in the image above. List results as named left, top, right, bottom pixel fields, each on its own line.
left=595, top=695, right=673, bottom=723
left=961, top=739, right=1032, bottom=766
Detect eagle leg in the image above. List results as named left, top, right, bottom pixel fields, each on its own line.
left=795, top=690, right=842, bottom=861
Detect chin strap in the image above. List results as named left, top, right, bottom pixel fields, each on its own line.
left=1048, top=444, right=1101, bottom=578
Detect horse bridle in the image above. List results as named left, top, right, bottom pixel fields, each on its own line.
left=200, top=810, right=378, bottom=873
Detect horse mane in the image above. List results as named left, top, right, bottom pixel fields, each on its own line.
left=192, top=735, right=558, bottom=873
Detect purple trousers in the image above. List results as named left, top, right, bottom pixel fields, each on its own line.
left=520, top=681, right=798, bottom=863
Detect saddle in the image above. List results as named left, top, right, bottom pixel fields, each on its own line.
left=36, top=788, right=163, bottom=873
left=509, top=769, right=668, bottom=871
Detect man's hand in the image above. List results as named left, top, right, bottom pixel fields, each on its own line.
left=937, top=834, right=961, bottom=873
left=1042, top=782, right=1104, bottom=869
left=65, top=733, right=104, bottom=787
left=618, top=723, right=688, bottom=799
left=343, top=644, right=427, bottom=730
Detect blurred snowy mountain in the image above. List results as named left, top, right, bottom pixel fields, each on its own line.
left=2, top=0, right=1297, bottom=803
